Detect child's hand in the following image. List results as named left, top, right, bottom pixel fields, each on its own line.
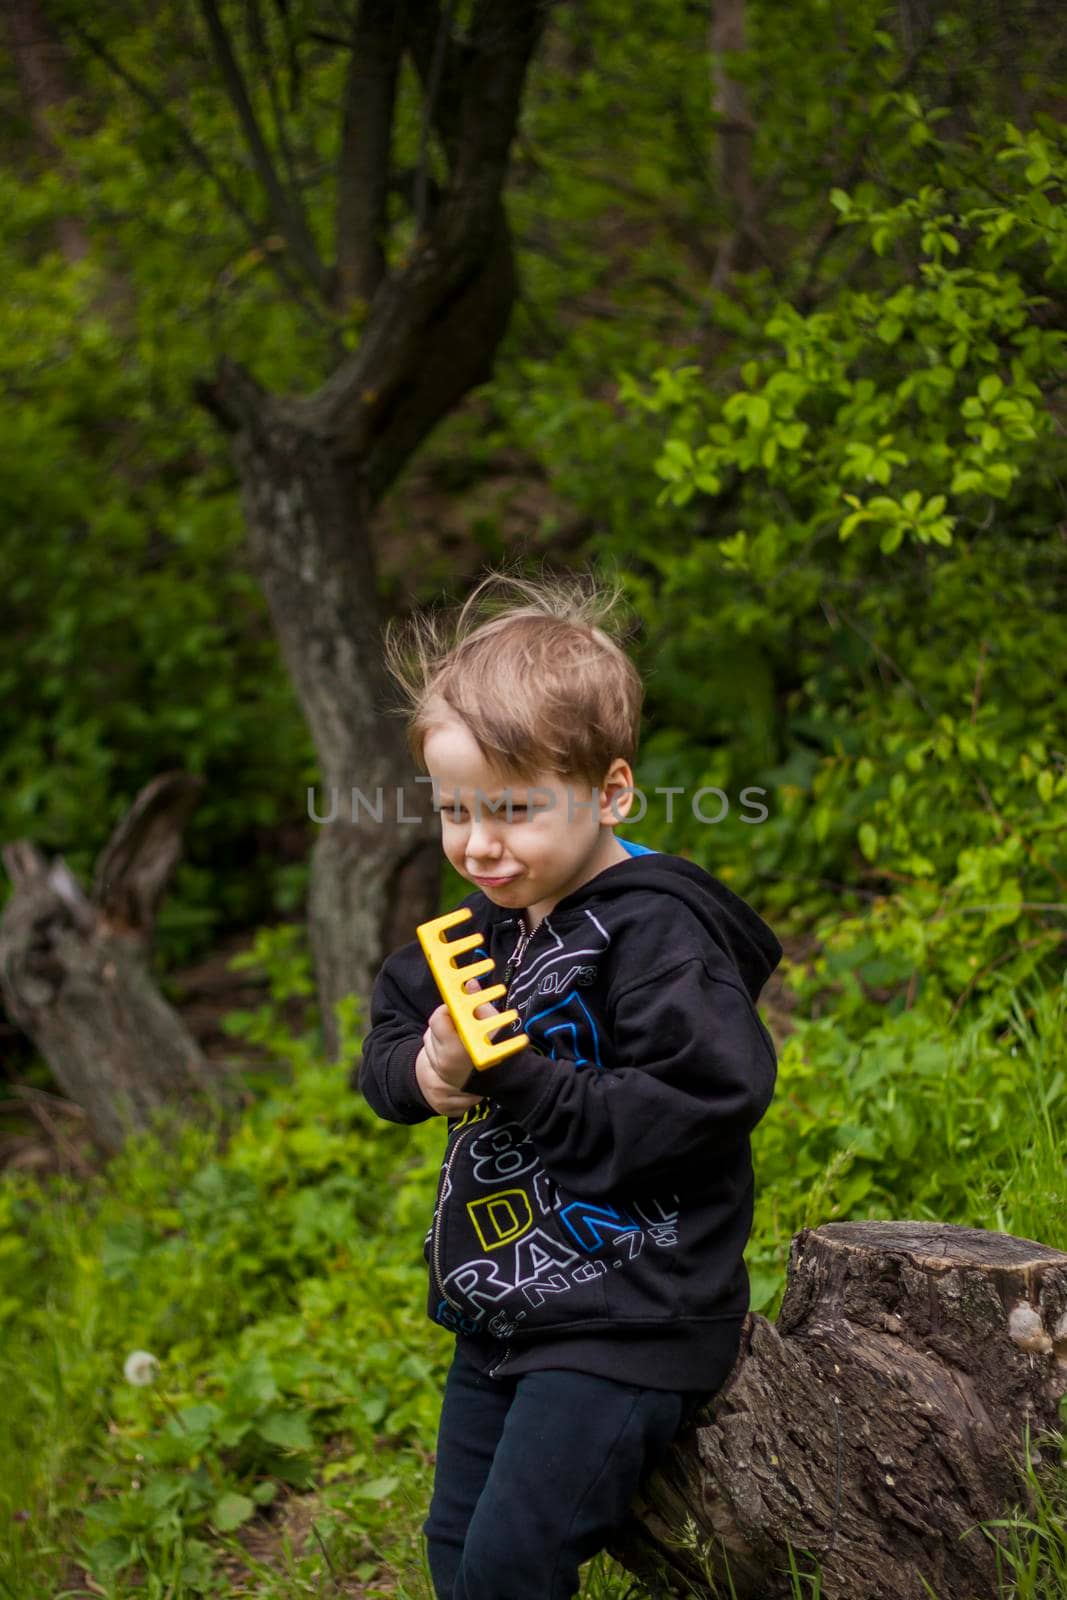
left=414, top=1047, right=483, bottom=1117
left=418, top=978, right=500, bottom=1094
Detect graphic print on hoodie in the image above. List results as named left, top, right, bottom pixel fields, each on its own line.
left=358, top=845, right=782, bottom=1380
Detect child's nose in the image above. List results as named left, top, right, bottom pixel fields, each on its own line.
left=466, top=816, right=503, bottom=856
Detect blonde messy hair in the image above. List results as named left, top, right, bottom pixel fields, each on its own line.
left=382, top=563, right=644, bottom=788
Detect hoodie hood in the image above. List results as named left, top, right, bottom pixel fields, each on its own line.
left=475, top=850, right=782, bottom=1004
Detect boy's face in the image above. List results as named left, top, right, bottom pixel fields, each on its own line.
left=423, top=714, right=635, bottom=926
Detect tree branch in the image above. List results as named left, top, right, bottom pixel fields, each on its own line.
left=244, top=0, right=302, bottom=196
left=69, top=20, right=329, bottom=328
left=402, top=0, right=469, bottom=165
left=301, top=0, right=550, bottom=490
left=452, top=0, right=547, bottom=212
left=414, top=0, right=455, bottom=231
left=197, top=0, right=330, bottom=299
left=335, top=0, right=403, bottom=307
left=269, top=0, right=304, bottom=111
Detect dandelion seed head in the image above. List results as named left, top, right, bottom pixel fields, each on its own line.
left=123, top=1350, right=160, bottom=1386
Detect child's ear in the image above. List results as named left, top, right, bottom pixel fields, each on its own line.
left=599, top=758, right=635, bottom=821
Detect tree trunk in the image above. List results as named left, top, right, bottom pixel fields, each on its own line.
left=710, top=0, right=761, bottom=290
left=0, top=774, right=211, bottom=1154
left=194, top=354, right=468, bottom=1062
left=608, top=1220, right=1067, bottom=1600
left=3, top=0, right=90, bottom=263
left=196, top=1, right=549, bottom=1059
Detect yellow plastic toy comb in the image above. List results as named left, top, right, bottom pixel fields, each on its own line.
left=416, top=907, right=529, bottom=1069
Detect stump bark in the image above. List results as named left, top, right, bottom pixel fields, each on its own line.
left=0, top=772, right=211, bottom=1153
left=609, top=1221, right=1067, bottom=1600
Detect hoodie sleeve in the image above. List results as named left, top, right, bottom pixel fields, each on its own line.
left=357, top=943, right=439, bottom=1125
left=468, top=956, right=778, bottom=1198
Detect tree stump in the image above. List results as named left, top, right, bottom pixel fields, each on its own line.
left=0, top=773, right=212, bottom=1153
left=609, top=1221, right=1067, bottom=1600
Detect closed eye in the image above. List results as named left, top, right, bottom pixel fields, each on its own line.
left=440, top=803, right=529, bottom=820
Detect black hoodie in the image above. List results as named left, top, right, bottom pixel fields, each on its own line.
left=358, top=845, right=782, bottom=1392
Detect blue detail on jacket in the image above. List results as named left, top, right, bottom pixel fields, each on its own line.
left=529, top=990, right=604, bottom=1070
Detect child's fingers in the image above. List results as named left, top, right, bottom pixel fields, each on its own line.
left=427, top=1002, right=456, bottom=1039
left=462, top=975, right=501, bottom=1022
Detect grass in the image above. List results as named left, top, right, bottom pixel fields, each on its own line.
left=1, top=971, right=1065, bottom=1599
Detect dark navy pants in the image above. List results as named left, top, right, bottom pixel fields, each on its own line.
left=422, top=1346, right=718, bottom=1600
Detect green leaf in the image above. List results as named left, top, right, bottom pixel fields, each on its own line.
left=85, top=1538, right=138, bottom=1579
left=662, top=437, right=694, bottom=467
left=213, top=1492, right=256, bottom=1532
left=228, top=1353, right=279, bottom=1413
left=858, top=824, right=878, bottom=862
left=258, top=1410, right=314, bottom=1451
left=352, top=1474, right=400, bottom=1501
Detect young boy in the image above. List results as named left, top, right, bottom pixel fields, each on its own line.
left=358, top=572, right=782, bottom=1600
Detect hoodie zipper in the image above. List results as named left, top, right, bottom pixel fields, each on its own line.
left=501, top=912, right=533, bottom=986
left=488, top=913, right=538, bottom=1376
left=430, top=912, right=540, bottom=1349
left=431, top=1116, right=481, bottom=1316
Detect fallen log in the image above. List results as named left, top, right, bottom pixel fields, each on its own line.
left=609, top=1220, right=1067, bottom=1600
left=0, top=773, right=211, bottom=1153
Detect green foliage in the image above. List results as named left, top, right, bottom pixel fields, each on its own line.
left=2, top=944, right=1065, bottom=1597
left=627, top=126, right=1064, bottom=529
left=0, top=960, right=448, bottom=1593
left=0, top=230, right=317, bottom=963
left=747, top=974, right=1067, bottom=1315
left=606, top=118, right=1066, bottom=1019
left=0, top=0, right=482, bottom=962
left=3, top=1, right=1067, bottom=1594
left=0, top=5, right=344, bottom=962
